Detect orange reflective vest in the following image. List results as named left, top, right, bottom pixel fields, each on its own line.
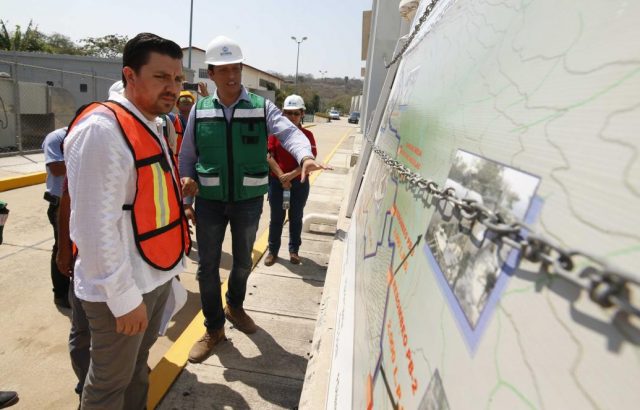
left=68, top=101, right=191, bottom=271
left=161, top=113, right=183, bottom=156
left=172, top=114, right=184, bottom=155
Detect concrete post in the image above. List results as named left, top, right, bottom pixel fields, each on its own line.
left=11, top=61, right=22, bottom=153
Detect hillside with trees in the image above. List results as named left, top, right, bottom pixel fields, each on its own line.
left=271, top=73, right=363, bottom=114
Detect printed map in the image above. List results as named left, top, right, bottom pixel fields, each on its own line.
left=348, top=0, right=640, bottom=408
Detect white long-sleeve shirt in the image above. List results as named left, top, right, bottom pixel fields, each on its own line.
left=64, top=92, right=184, bottom=317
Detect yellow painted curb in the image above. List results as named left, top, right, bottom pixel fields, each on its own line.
left=147, top=126, right=353, bottom=409
left=309, top=128, right=351, bottom=185
left=0, top=172, right=46, bottom=192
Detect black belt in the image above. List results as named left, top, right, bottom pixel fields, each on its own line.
left=44, top=191, right=60, bottom=206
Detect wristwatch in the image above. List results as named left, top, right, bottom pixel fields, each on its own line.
left=300, top=156, right=315, bottom=166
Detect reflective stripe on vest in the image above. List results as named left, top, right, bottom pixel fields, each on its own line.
left=68, top=101, right=191, bottom=271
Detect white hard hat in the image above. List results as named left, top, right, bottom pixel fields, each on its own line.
left=108, top=80, right=124, bottom=97
left=283, top=94, right=305, bottom=110
left=205, top=35, right=244, bottom=65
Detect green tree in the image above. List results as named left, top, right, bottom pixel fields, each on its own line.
left=43, top=33, right=83, bottom=55
left=0, top=19, right=46, bottom=52
left=80, top=34, right=128, bottom=58
left=0, top=19, right=87, bottom=55
left=309, top=94, right=321, bottom=114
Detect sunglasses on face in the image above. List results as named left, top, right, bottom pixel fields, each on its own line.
left=284, top=111, right=302, bottom=117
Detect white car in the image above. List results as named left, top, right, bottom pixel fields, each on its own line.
left=329, top=110, right=340, bottom=120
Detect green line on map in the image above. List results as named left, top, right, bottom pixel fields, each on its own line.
left=510, top=66, right=640, bottom=132
left=606, top=244, right=640, bottom=259
left=486, top=311, right=537, bottom=410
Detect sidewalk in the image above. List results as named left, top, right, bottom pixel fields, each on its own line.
left=154, top=128, right=358, bottom=409
left=0, top=153, right=46, bottom=192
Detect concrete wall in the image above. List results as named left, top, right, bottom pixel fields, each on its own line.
left=0, top=51, right=195, bottom=150
left=0, top=77, right=76, bottom=150
left=0, top=51, right=122, bottom=108
left=360, top=0, right=411, bottom=136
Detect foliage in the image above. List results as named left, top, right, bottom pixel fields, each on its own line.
left=80, top=34, right=128, bottom=58
left=42, top=33, right=83, bottom=55
left=311, top=94, right=321, bottom=113
left=0, top=19, right=48, bottom=52
left=0, top=20, right=126, bottom=58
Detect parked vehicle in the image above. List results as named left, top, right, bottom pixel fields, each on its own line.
left=329, top=110, right=340, bottom=120
left=348, top=111, right=360, bottom=124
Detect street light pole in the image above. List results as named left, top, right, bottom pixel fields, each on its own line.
left=291, top=36, right=307, bottom=87
left=319, top=70, right=327, bottom=81
left=188, top=0, right=194, bottom=69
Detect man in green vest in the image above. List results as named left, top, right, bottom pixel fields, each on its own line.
left=179, top=35, right=328, bottom=363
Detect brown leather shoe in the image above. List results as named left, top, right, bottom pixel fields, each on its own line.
left=290, top=252, right=301, bottom=265
left=188, top=328, right=226, bottom=363
left=264, top=253, right=277, bottom=267
left=224, top=305, right=257, bottom=334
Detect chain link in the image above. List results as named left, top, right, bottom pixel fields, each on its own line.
left=365, top=136, right=640, bottom=318
left=385, top=0, right=442, bottom=69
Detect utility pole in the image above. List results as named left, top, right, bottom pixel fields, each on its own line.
left=188, top=0, right=194, bottom=69
left=319, top=69, right=327, bottom=81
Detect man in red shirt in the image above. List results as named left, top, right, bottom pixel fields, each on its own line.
left=265, top=95, right=318, bottom=265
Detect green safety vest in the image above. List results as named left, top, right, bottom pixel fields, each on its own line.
left=194, top=93, right=268, bottom=202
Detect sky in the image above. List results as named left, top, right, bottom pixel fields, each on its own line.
left=1, top=0, right=372, bottom=78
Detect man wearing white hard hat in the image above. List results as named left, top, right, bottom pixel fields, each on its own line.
left=179, top=35, right=329, bottom=363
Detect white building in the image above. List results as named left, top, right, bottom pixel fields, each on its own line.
left=182, top=47, right=283, bottom=103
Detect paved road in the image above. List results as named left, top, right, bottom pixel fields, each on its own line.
left=0, top=120, right=358, bottom=409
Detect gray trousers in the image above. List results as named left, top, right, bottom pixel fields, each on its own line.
left=80, top=280, right=171, bottom=410
left=69, top=286, right=90, bottom=396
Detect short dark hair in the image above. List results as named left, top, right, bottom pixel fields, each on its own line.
left=122, top=33, right=183, bottom=86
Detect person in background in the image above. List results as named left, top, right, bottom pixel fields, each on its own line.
left=264, top=94, right=317, bottom=266
left=175, top=83, right=208, bottom=154
left=42, top=127, right=71, bottom=309
left=56, top=177, right=90, bottom=404
left=64, top=32, right=190, bottom=409
left=179, top=35, right=329, bottom=364
left=0, top=200, right=8, bottom=245
left=176, top=90, right=195, bottom=131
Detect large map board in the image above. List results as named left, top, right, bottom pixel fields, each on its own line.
left=342, top=0, right=640, bottom=408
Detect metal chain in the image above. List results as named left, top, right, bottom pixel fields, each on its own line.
left=365, top=136, right=640, bottom=318
left=385, top=0, right=442, bottom=68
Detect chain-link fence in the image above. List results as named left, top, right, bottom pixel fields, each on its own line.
left=0, top=53, right=121, bottom=154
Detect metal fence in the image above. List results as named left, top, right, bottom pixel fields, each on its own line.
left=0, top=58, right=120, bottom=154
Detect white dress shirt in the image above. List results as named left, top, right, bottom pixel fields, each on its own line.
left=64, top=92, right=184, bottom=317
